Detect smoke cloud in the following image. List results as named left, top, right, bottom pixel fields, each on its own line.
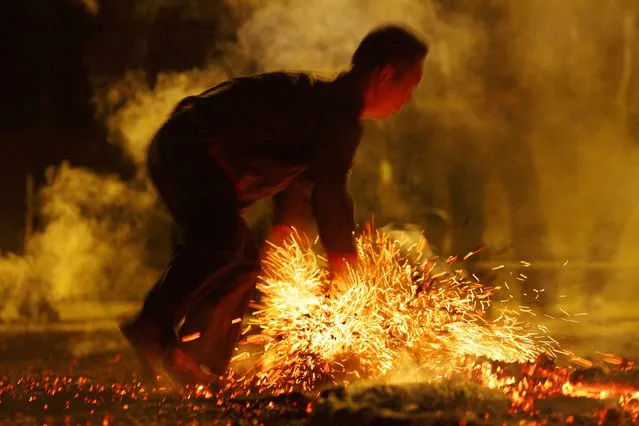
left=1, top=0, right=638, bottom=323
left=1, top=67, right=232, bottom=318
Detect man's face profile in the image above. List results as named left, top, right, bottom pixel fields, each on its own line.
left=363, top=61, right=424, bottom=119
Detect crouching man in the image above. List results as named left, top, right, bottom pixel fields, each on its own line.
left=121, top=24, right=428, bottom=385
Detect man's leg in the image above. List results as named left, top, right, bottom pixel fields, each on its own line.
left=122, top=221, right=244, bottom=385
left=166, top=220, right=260, bottom=381
left=122, top=132, right=244, bottom=384
left=166, top=176, right=317, bottom=383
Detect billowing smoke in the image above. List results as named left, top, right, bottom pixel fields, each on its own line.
left=1, top=0, right=638, bottom=322
left=0, top=68, right=230, bottom=318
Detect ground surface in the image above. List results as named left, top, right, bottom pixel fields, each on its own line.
left=0, top=303, right=638, bottom=425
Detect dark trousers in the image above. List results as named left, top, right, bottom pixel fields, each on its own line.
left=141, top=119, right=260, bottom=375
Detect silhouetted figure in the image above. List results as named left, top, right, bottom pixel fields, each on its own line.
left=120, top=25, right=428, bottom=385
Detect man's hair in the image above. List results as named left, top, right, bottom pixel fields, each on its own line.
left=351, top=24, right=429, bottom=77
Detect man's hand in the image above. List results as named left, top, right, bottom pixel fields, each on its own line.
left=265, top=224, right=295, bottom=247
left=326, top=252, right=358, bottom=282
left=260, top=224, right=295, bottom=260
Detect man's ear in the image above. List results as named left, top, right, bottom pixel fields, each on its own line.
left=378, top=65, right=395, bottom=85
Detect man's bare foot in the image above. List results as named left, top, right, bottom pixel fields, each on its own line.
left=164, top=347, right=222, bottom=387
left=119, top=315, right=172, bottom=386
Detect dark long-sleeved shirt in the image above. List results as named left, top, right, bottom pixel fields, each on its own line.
left=164, top=72, right=363, bottom=255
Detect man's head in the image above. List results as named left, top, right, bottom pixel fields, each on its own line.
left=351, top=25, right=428, bottom=119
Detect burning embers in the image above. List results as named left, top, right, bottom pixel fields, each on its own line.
left=468, top=354, right=639, bottom=422
left=1, top=231, right=636, bottom=424
left=214, top=229, right=639, bottom=422
left=228, top=229, right=559, bottom=394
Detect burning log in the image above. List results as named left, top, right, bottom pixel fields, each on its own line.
left=565, top=366, right=639, bottom=408
left=310, top=381, right=509, bottom=426
left=467, top=354, right=639, bottom=422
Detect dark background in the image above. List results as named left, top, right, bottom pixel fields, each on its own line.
left=0, top=0, right=236, bottom=252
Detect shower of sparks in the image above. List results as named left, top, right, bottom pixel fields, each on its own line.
left=230, top=228, right=560, bottom=395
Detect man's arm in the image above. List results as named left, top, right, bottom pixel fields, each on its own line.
left=309, top=124, right=362, bottom=275
left=312, top=172, right=357, bottom=275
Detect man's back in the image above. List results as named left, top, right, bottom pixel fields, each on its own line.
left=164, top=72, right=363, bottom=201
left=176, top=72, right=360, bottom=160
